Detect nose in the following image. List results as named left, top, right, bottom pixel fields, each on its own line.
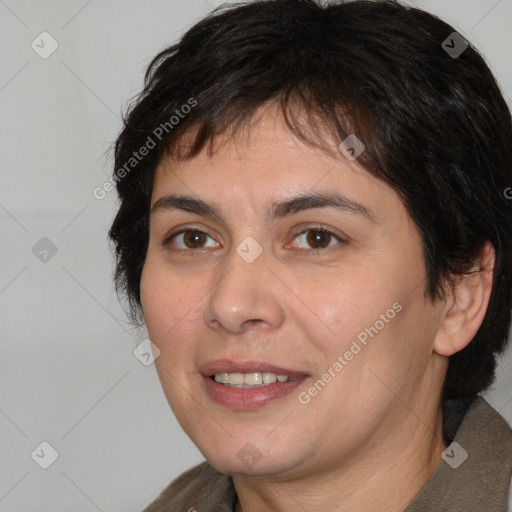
left=202, top=247, right=285, bottom=335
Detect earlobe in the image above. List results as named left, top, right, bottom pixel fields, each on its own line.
left=433, top=241, right=495, bottom=357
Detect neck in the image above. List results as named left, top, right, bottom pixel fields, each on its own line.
left=233, top=405, right=447, bottom=512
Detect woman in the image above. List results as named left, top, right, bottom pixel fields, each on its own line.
left=109, top=1, right=512, bottom=510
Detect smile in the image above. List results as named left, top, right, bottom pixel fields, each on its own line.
left=200, top=359, right=310, bottom=409
left=213, top=372, right=294, bottom=387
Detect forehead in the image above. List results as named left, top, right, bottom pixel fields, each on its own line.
left=151, top=107, right=405, bottom=226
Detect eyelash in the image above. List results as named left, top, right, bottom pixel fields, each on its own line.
left=163, top=225, right=346, bottom=254
left=290, top=226, right=346, bottom=252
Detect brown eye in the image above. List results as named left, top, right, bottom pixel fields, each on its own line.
left=306, top=230, right=333, bottom=249
left=183, top=231, right=207, bottom=248
left=169, top=230, right=218, bottom=250
left=292, top=228, right=343, bottom=251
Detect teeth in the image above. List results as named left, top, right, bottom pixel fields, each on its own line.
left=214, top=372, right=291, bottom=387
left=263, top=372, right=277, bottom=384
left=244, top=372, right=261, bottom=386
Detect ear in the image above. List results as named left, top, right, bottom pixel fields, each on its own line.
left=433, top=241, right=495, bottom=357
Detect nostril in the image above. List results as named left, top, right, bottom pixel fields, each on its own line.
left=245, top=319, right=263, bottom=326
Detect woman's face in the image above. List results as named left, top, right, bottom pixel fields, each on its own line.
left=140, top=109, right=447, bottom=477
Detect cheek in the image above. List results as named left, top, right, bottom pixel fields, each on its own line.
left=140, top=262, right=203, bottom=348
left=304, top=269, right=399, bottom=354
left=302, top=267, right=433, bottom=406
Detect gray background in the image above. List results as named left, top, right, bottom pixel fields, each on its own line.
left=0, top=1, right=511, bottom=511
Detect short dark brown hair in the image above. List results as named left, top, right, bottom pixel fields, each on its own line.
left=108, top=0, right=512, bottom=400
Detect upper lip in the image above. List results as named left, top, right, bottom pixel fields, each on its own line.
left=199, top=359, right=309, bottom=378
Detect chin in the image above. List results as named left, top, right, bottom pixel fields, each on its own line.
left=199, top=441, right=306, bottom=478
left=211, top=458, right=297, bottom=478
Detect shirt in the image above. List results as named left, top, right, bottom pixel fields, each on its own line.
left=142, top=395, right=512, bottom=511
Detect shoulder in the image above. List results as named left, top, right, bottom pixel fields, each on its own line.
left=142, top=461, right=236, bottom=512
left=459, top=395, right=512, bottom=445
left=406, top=395, right=512, bottom=511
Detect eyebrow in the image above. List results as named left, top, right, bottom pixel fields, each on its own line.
left=150, top=191, right=377, bottom=224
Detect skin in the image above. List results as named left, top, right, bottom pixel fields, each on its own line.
left=140, top=104, right=494, bottom=512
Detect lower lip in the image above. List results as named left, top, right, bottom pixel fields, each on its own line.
left=202, top=375, right=309, bottom=410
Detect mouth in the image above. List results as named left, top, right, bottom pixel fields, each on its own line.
left=210, top=372, right=300, bottom=388
left=199, top=359, right=310, bottom=410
